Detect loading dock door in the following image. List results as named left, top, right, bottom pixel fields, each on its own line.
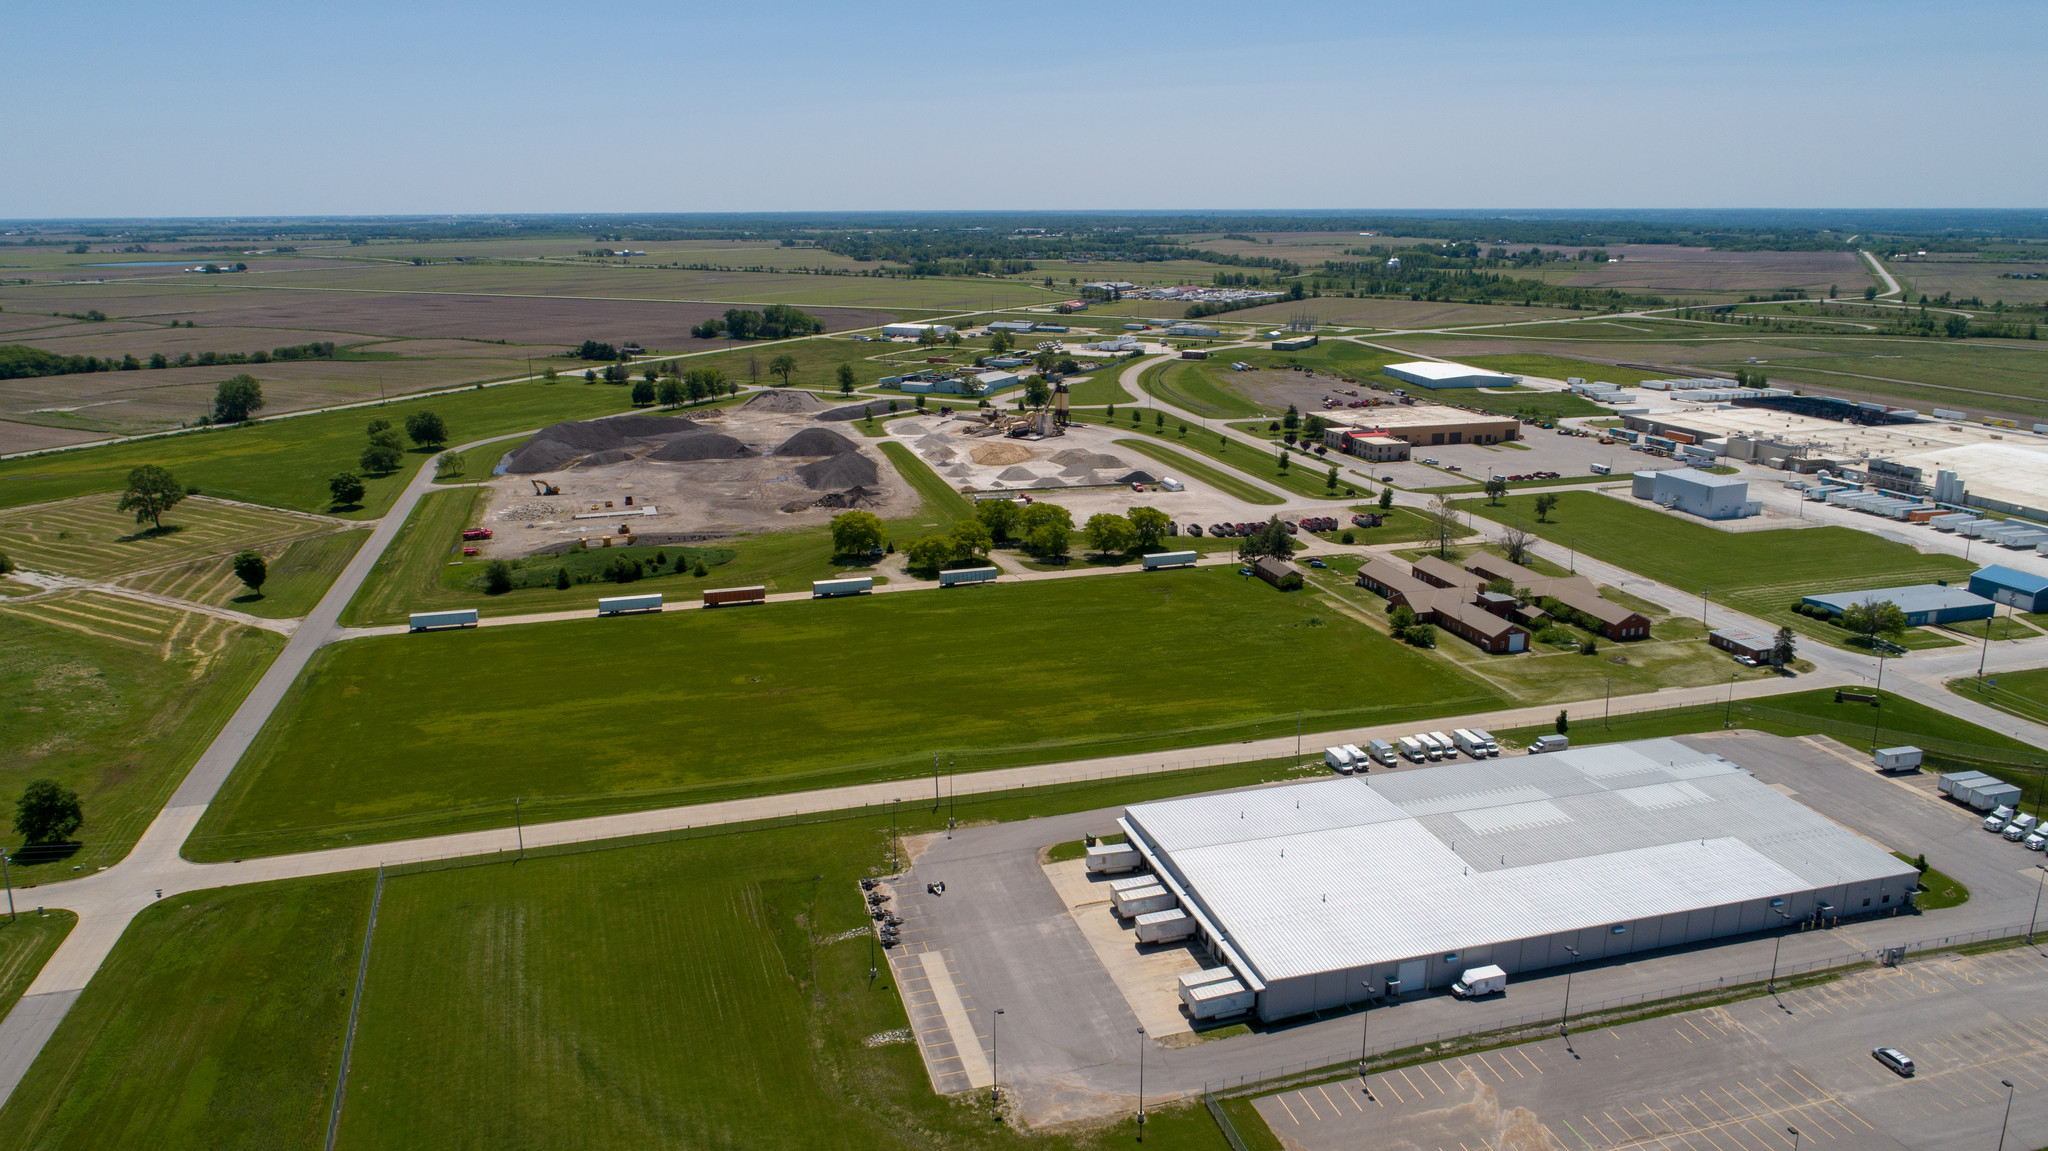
left=1397, top=959, right=1425, bottom=993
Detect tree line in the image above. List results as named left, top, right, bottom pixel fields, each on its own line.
left=688, top=305, right=824, bottom=341
left=0, top=340, right=337, bottom=380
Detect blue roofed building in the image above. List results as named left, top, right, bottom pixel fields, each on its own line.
left=1803, top=584, right=1995, bottom=627
left=1969, top=565, right=2048, bottom=612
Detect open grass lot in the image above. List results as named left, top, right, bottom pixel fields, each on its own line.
left=1138, top=358, right=1269, bottom=418
left=0, top=494, right=334, bottom=581
left=0, top=379, right=637, bottom=518
left=0, top=913, right=76, bottom=1022
left=1215, top=297, right=1564, bottom=330
left=195, top=570, right=1498, bottom=857
left=122, top=528, right=369, bottom=620
left=1950, top=667, right=2048, bottom=728
left=1109, top=438, right=1285, bottom=505
left=1888, top=255, right=2048, bottom=308
left=0, top=596, right=282, bottom=877
left=1087, top=416, right=1358, bottom=501
left=6, top=766, right=1320, bottom=1150
left=1461, top=491, right=1976, bottom=649
left=0, top=876, right=370, bottom=1150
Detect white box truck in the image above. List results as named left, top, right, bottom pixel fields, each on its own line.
left=1112, top=885, right=1176, bottom=918
left=1183, top=979, right=1256, bottom=1020
left=1397, top=736, right=1428, bottom=763
left=1135, top=908, right=1197, bottom=943
left=1427, top=732, right=1458, bottom=759
left=1471, top=728, right=1499, bottom=756
left=1342, top=744, right=1367, bottom=771
left=1453, top=729, right=1491, bottom=758
left=597, top=592, right=663, bottom=616
left=1324, top=746, right=1356, bottom=773
left=1450, top=965, right=1507, bottom=998
left=1874, top=746, right=1923, bottom=772
left=1531, top=734, right=1569, bottom=753
left=1085, top=843, right=1144, bottom=873
left=1367, top=739, right=1397, bottom=767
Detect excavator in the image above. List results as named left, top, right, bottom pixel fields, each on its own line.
left=529, top=479, right=561, bottom=496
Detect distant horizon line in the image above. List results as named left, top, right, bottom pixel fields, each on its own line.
left=5, top=207, right=2046, bottom=225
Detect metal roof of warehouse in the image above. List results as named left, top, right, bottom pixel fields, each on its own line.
left=1805, top=584, right=1993, bottom=615
left=1122, top=740, right=1912, bottom=986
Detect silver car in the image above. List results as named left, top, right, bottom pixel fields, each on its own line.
left=1872, top=1047, right=1914, bottom=1077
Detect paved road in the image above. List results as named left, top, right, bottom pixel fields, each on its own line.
left=1863, top=249, right=1903, bottom=299
left=1, top=339, right=2045, bottom=1112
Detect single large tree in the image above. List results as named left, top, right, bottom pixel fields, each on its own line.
left=976, top=497, right=1020, bottom=543
left=231, top=549, right=268, bottom=596
left=328, top=472, right=366, bottom=507
left=359, top=442, right=403, bottom=473
left=1501, top=523, right=1535, bottom=566
left=768, top=354, right=798, bottom=387
left=212, top=374, right=265, bottom=423
left=1771, top=625, right=1798, bottom=669
left=117, top=465, right=186, bottom=530
left=1127, top=506, right=1169, bottom=549
left=405, top=409, right=447, bottom=448
left=829, top=510, right=885, bottom=557
left=1533, top=492, right=1560, bottom=522
left=14, top=778, right=83, bottom=845
left=1483, top=476, right=1508, bottom=504
left=948, top=517, right=991, bottom=562
left=1427, top=495, right=1461, bottom=558
left=1842, top=598, right=1908, bottom=643
left=1083, top=513, right=1135, bottom=557
left=836, top=363, right=856, bottom=395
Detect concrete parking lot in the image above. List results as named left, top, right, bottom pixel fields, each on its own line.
left=1255, top=945, right=2048, bottom=1151
left=884, top=732, right=2048, bottom=1129
left=1363, top=422, right=1686, bottom=492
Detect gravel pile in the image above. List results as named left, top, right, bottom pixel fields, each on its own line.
left=796, top=452, right=880, bottom=489
left=742, top=390, right=826, bottom=413
left=500, top=415, right=703, bottom=474
left=497, top=500, right=563, bottom=521
left=1050, top=448, right=1125, bottom=469
left=1116, top=470, right=1159, bottom=485
left=774, top=427, right=858, bottom=457
left=572, top=448, right=636, bottom=468
left=648, top=433, right=753, bottom=461
left=997, top=465, right=1039, bottom=481
left=818, top=402, right=879, bottom=422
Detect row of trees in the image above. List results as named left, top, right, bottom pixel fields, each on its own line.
left=358, top=411, right=447, bottom=474
left=689, top=305, right=823, bottom=341
left=831, top=500, right=1182, bottom=573
left=0, top=341, right=335, bottom=381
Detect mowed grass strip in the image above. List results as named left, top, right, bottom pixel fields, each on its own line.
left=0, top=877, right=369, bottom=1150
left=0, top=912, right=76, bottom=1023
left=0, top=379, right=638, bottom=518
left=1111, top=439, right=1284, bottom=505
left=0, top=494, right=330, bottom=581
left=123, top=528, right=369, bottom=619
left=1088, top=417, right=1356, bottom=501
left=0, top=598, right=284, bottom=877
left=1950, top=667, right=2048, bottom=728
left=195, top=570, right=1495, bottom=856
left=1460, top=490, right=1975, bottom=647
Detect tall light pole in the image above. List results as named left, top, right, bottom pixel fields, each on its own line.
left=1559, top=945, right=1581, bottom=1037
left=933, top=752, right=941, bottom=811
left=1136, top=1025, right=1147, bottom=1141
left=1356, top=981, right=1373, bottom=1090
left=990, top=1008, right=1005, bottom=1112
left=1871, top=644, right=1890, bottom=753
left=1998, top=1080, right=2016, bottom=1151
left=1787, top=1126, right=1800, bottom=1151
left=1701, top=584, right=1710, bottom=626
left=0, top=848, right=13, bottom=921
left=1726, top=673, right=1739, bottom=727
left=2029, top=865, right=2047, bottom=946
left=514, top=797, right=524, bottom=860
left=1768, top=909, right=1791, bottom=992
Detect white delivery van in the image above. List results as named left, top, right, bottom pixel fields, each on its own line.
left=1397, top=736, right=1428, bottom=763
left=1471, top=728, right=1499, bottom=756
left=1452, top=729, right=1489, bottom=758
left=1367, top=739, right=1398, bottom=767
left=1450, top=965, right=1507, bottom=998
left=1324, top=746, right=1356, bottom=773
left=1428, top=732, right=1459, bottom=759
left=1341, top=744, right=1368, bottom=772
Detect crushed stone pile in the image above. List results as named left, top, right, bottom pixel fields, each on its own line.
left=500, top=415, right=703, bottom=474
left=818, top=402, right=880, bottom=422
left=1115, top=470, right=1159, bottom=485
left=970, top=442, right=1035, bottom=466
left=774, top=427, right=858, bottom=457
left=742, top=390, right=826, bottom=413
left=997, top=465, right=1039, bottom=482
left=497, top=500, right=562, bottom=522
left=1050, top=449, right=1125, bottom=469
left=572, top=448, right=636, bottom=468
left=796, top=452, right=880, bottom=490
left=800, top=485, right=889, bottom=511
left=648, top=433, right=753, bottom=461
left=1058, top=462, right=1097, bottom=478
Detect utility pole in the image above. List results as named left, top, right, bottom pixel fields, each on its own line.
left=933, top=752, right=941, bottom=812
left=1998, top=1080, right=2016, bottom=1151
left=1871, top=646, right=1889, bottom=753
left=1558, top=945, right=1581, bottom=1041
left=1726, top=673, right=1738, bottom=727
left=990, top=1008, right=1004, bottom=1111
left=0, top=848, right=13, bottom=921
left=1356, top=982, right=1373, bottom=1091
left=1768, top=909, right=1791, bottom=992
left=2029, top=865, right=2046, bottom=946
left=514, top=797, right=524, bottom=860
left=1296, top=712, right=1302, bottom=763
left=1136, top=1025, right=1147, bottom=1141
left=1605, top=678, right=1612, bottom=728
left=1701, top=585, right=1710, bottom=626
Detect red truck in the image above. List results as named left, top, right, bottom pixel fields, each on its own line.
left=461, top=528, right=493, bottom=541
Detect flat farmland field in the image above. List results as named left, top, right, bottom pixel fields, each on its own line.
left=1216, top=296, right=1565, bottom=329
left=1545, top=245, right=1868, bottom=294
left=1894, top=255, right=2048, bottom=306
left=193, top=570, right=1499, bottom=856
left=0, top=493, right=335, bottom=580
left=0, top=595, right=283, bottom=877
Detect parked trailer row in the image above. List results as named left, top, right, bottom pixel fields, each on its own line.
left=812, top=576, right=873, bottom=598
left=1085, top=843, right=1144, bottom=873
left=1112, top=884, right=1176, bottom=918
left=1134, top=908, right=1196, bottom=943
left=1940, top=771, right=2023, bottom=811
left=597, top=593, right=663, bottom=616
left=939, top=566, right=1000, bottom=587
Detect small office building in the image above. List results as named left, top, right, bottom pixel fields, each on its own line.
left=1633, top=470, right=1760, bottom=520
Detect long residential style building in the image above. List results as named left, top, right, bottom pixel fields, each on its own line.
left=1356, top=552, right=1653, bottom=650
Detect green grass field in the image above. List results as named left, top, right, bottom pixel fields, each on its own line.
left=1139, top=360, right=1268, bottom=418
left=1460, top=491, right=1976, bottom=649
left=1089, top=417, right=1356, bottom=501
left=1455, top=354, right=1672, bottom=389
left=121, top=528, right=369, bottom=619
left=1110, top=439, right=1285, bottom=505
left=12, top=761, right=1333, bottom=1150
left=194, top=571, right=1497, bottom=857
left=0, top=599, right=283, bottom=877
left=1949, top=667, right=2048, bottom=728
left=0, top=380, right=639, bottom=519
left=0, top=912, right=76, bottom=1022
left=0, top=494, right=332, bottom=581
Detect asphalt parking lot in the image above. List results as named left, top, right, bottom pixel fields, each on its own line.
left=885, top=732, right=2048, bottom=1129
left=1255, top=945, right=2048, bottom=1151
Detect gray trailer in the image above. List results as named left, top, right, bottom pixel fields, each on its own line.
left=1182, top=979, right=1256, bottom=1020
left=1135, top=908, right=1197, bottom=944
left=939, top=566, right=1000, bottom=587
left=1874, top=746, right=1923, bottom=772
left=597, top=593, right=663, bottom=616
left=1942, top=771, right=2023, bottom=811
left=1142, top=550, right=1198, bottom=570
left=1085, top=843, right=1144, bottom=873
left=409, top=609, right=479, bottom=631
left=1111, top=885, right=1176, bottom=918
left=812, top=576, right=874, bottom=598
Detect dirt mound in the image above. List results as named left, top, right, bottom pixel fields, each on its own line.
left=997, top=465, right=1039, bottom=481
left=648, top=433, right=753, bottom=461
left=971, top=442, right=1036, bottom=466
left=800, top=485, right=889, bottom=511
left=743, top=390, right=825, bottom=412
left=500, top=414, right=702, bottom=473
left=818, top=402, right=879, bottom=422
left=774, top=427, right=858, bottom=457
left=1116, top=470, right=1159, bottom=485
left=572, top=448, right=636, bottom=468
left=796, top=452, right=880, bottom=490
left=920, top=445, right=957, bottom=463
left=1050, top=449, right=1125, bottom=469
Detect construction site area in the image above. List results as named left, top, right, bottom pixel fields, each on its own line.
left=467, top=391, right=918, bottom=557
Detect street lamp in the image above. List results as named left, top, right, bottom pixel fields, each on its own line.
left=1356, top=981, right=1374, bottom=1089
left=1768, top=908, right=1792, bottom=992
left=1998, top=1080, right=2016, bottom=1151
left=1787, top=1126, right=1800, bottom=1151
left=2030, top=865, right=2048, bottom=946
left=1559, top=945, right=1581, bottom=1036
left=990, top=1008, right=1004, bottom=1112
left=1136, top=1025, right=1147, bottom=1141
left=1726, top=673, right=1739, bottom=727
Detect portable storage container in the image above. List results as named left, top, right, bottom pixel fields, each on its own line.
left=1134, top=908, right=1197, bottom=943
left=1112, top=885, right=1176, bottom=918
left=703, top=585, right=766, bottom=607
left=1085, top=843, right=1144, bottom=873
left=1142, top=550, right=1198, bottom=570
left=812, top=577, right=873, bottom=598
left=1177, top=967, right=1237, bottom=995
left=1874, top=746, right=1923, bottom=771
left=409, top=609, right=479, bottom=631
left=597, top=593, right=663, bottom=615
left=939, top=566, right=1000, bottom=587
left=1183, top=979, right=1256, bottom=1019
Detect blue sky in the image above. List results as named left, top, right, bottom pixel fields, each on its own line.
left=3, top=0, right=2041, bottom=216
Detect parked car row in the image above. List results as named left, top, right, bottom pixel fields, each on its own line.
left=1499, top=471, right=1562, bottom=482
left=1983, top=805, right=2048, bottom=850
left=1297, top=516, right=1340, bottom=532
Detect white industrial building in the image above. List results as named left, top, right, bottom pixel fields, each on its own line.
left=1382, top=361, right=1521, bottom=390
left=881, top=322, right=956, bottom=339
left=1117, top=740, right=1915, bottom=1022
left=1632, top=469, right=1760, bottom=519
